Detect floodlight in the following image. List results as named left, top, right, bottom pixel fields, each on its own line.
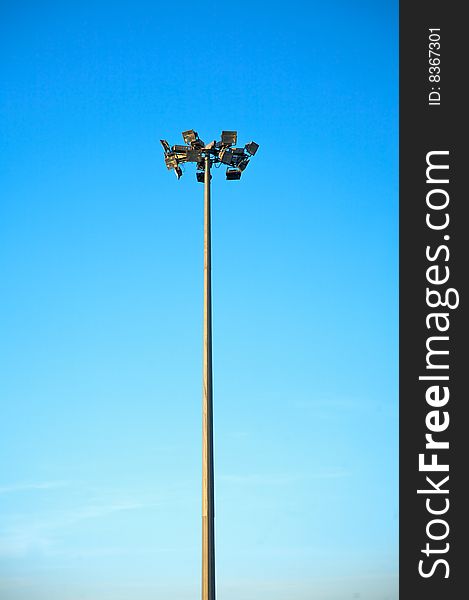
left=219, top=148, right=233, bottom=165
left=165, top=155, right=178, bottom=170
left=238, top=157, right=250, bottom=171
left=172, top=144, right=189, bottom=153
left=245, top=141, right=259, bottom=156
left=160, top=139, right=170, bottom=154
left=196, top=170, right=212, bottom=182
left=221, top=131, right=237, bottom=146
left=182, top=130, right=198, bottom=144
left=187, top=149, right=202, bottom=162
left=191, top=137, right=205, bottom=149
left=229, top=150, right=244, bottom=167
left=175, top=166, right=183, bottom=179
left=226, top=168, right=241, bottom=180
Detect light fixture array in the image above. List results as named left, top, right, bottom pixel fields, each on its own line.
left=160, top=130, right=259, bottom=180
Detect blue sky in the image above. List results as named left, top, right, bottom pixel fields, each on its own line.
left=0, top=1, right=398, bottom=598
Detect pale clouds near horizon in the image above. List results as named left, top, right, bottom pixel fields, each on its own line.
left=0, top=575, right=398, bottom=600
left=0, top=480, right=165, bottom=560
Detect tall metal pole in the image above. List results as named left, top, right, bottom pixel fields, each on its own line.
left=202, top=155, right=215, bottom=600
left=161, top=130, right=257, bottom=600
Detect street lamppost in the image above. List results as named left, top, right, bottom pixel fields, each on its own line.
left=160, top=131, right=259, bottom=600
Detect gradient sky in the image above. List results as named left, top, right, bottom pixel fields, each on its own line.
left=0, top=1, right=398, bottom=599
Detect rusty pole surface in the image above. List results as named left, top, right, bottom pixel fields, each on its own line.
left=202, top=155, right=215, bottom=600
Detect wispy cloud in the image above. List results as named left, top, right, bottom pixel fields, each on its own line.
left=62, top=500, right=153, bottom=523
left=0, top=529, right=54, bottom=558
left=0, top=481, right=68, bottom=495
left=0, top=495, right=160, bottom=559
left=220, top=469, right=350, bottom=486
